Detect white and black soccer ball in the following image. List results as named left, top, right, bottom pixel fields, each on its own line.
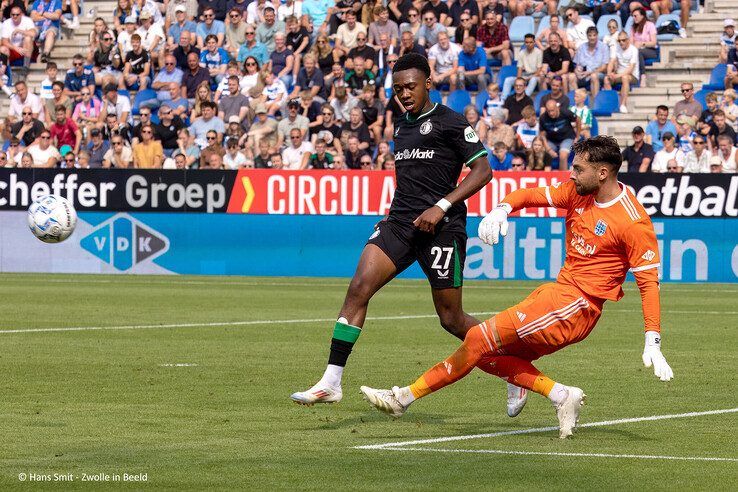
left=27, top=194, right=77, bottom=243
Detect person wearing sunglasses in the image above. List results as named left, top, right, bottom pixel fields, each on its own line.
left=132, top=123, right=164, bottom=168
left=603, top=32, right=638, bottom=113
left=682, top=135, right=711, bottom=173
left=10, top=105, right=45, bottom=148
left=673, top=83, right=702, bottom=122
left=563, top=6, right=595, bottom=53
left=622, top=125, right=654, bottom=173
left=25, top=131, right=60, bottom=167
left=166, top=5, right=197, bottom=52
left=136, top=10, right=164, bottom=69
left=102, top=136, right=133, bottom=168
left=90, top=23, right=124, bottom=88
left=254, top=6, right=284, bottom=53
left=224, top=7, right=247, bottom=59
left=0, top=6, right=36, bottom=68
left=199, top=130, right=225, bottom=168
left=147, top=54, right=184, bottom=110
left=62, top=54, right=95, bottom=103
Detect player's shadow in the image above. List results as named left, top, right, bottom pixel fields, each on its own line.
left=308, top=411, right=452, bottom=432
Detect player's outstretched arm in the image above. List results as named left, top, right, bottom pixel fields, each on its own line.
left=413, top=156, right=492, bottom=233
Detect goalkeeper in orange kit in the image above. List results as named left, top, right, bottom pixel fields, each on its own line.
left=360, top=136, right=674, bottom=438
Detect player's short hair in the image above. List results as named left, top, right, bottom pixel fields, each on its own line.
left=572, top=136, right=622, bottom=173
left=393, top=53, right=430, bottom=78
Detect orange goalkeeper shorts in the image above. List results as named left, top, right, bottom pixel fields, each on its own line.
left=486, top=282, right=604, bottom=361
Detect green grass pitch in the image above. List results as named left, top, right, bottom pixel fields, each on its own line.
left=0, top=273, right=736, bottom=490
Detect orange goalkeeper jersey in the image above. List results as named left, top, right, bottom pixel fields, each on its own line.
left=502, top=180, right=661, bottom=331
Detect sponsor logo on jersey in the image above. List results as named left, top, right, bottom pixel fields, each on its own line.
left=443, top=361, right=453, bottom=374
left=419, top=120, right=433, bottom=135
left=395, top=148, right=436, bottom=160
left=516, top=311, right=527, bottom=322
left=575, top=208, right=584, bottom=215
left=463, top=125, right=479, bottom=143
left=642, top=249, right=656, bottom=261
left=594, top=219, right=608, bottom=236
left=368, top=229, right=380, bottom=240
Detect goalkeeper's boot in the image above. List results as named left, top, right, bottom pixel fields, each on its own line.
left=506, top=383, right=528, bottom=417
left=360, top=386, right=408, bottom=418
left=290, top=383, right=342, bottom=406
left=553, top=386, right=585, bottom=439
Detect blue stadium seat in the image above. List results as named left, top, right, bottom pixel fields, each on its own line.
left=132, top=89, right=157, bottom=116
left=429, top=89, right=443, bottom=104
left=596, top=15, right=621, bottom=39
left=644, top=45, right=660, bottom=66
left=702, top=64, right=727, bottom=91
left=567, top=90, right=589, bottom=107
left=447, top=90, right=472, bottom=113
left=475, top=91, right=488, bottom=114
left=694, top=89, right=709, bottom=110
left=624, top=16, right=634, bottom=34
left=591, top=90, right=619, bottom=116
left=534, top=90, right=551, bottom=113
left=509, top=16, right=535, bottom=44
left=591, top=115, right=599, bottom=136
left=497, top=64, right=518, bottom=91
left=536, top=16, right=551, bottom=38
left=656, top=14, right=680, bottom=42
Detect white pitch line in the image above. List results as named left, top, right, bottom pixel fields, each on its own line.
left=378, top=447, right=738, bottom=463
left=354, top=407, right=738, bottom=450
left=0, top=312, right=495, bottom=335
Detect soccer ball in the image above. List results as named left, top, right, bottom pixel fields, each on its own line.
left=27, top=194, right=78, bottom=243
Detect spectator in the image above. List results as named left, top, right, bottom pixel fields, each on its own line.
left=172, top=31, right=200, bottom=70
left=565, top=6, right=595, bottom=53
left=311, top=33, right=338, bottom=78
left=302, top=0, right=332, bottom=35
left=708, top=155, right=724, bottom=173
left=334, top=10, right=367, bottom=60
left=89, top=27, right=123, bottom=87
left=174, top=127, right=200, bottom=167
left=270, top=153, right=284, bottom=169
left=223, top=138, right=248, bottom=169
left=422, top=0, right=451, bottom=27
left=504, top=78, right=534, bottom=126
left=101, top=112, right=131, bottom=144
left=515, top=105, right=539, bottom=151
left=0, top=5, right=36, bottom=68
left=348, top=33, right=376, bottom=73
left=155, top=106, right=185, bottom=157
left=262, top=71, right=288, bottom=115
left=297, top=89, right=323, bottom=130
left=6, top=138, right=23, bottom=166
left=645, top=105, right=677, bottom=152
left=651, top=132, right=684, bottom=172
left=358, top=85, right=384, bottom=145
left=285, top=15, right=310, bottom=77
left=123, top=34, right=151, bottom=90
left=714, top=134, right=738, bottom=172
left=570, top=89, right=593, bottom=138
left=622, top=126, right=654, bottom=172
left=453, top=10, right=477, bottom=44
left=342, top=106, right=372, bottom=151
left=539, top=32, right=572, bottom=92
left=182, top=52, right=211, bottom=102
left=217, top=75, right=250, bottom=124
left=630, top=0, right=675, bottom=22
left=291, top=53, right=326, bottom=100
left=189, top=101, right=225, bottom=148
left=63, top=54, right=95, bottom=103
left=306, top=138, right=334, bottom=169
left=510, top=155, right=526, bottom=171
left=311, top=104, right=343, bottom=156
left=116, top=15, right=138, bottom=58
left=167, top=6, right=197, bottom=49
left=19, top=151, right=35, bottom=168
left=245, top=104, right=278, bottom=155
left=270, top=31, right=294, bottom=88
left=458, top=36, right=488, bottom=90
left=708, top=110, right=737, bottom=148
left=344, top=135, right=368, bottom=169
left=331, top=85, right=359, bottom=122
left=132, top=107, right=155, bottom=144
left=665, top=158, right=681, bottom=173
left=428, top=31, right=460, bottom=90
left=200, top=34, right=230, bottom=86
left=102, top=134, right=133, bottom=168
left=147, top=55, right=184, bottom=109
left=197, top=0, right=227, bottom=22
left=399, top=30, right=426, bottom=58
left=673, top=82, right=703, bottom=122
left=345, top=56, right=376, bottom=96
left=196, top=7, right=225, bottom=48
left=540, top=99, right=580, bottom=169
left=199, top=130, right=225, bottom=168
left=540, top=76, right=570, bottom=114
left=9, top=81, right=44, bottom=124
left=282, top=127, right=313, bottom=169
left=488, top=107, right=515, bottom=149
left=39, top=61, right=59, bottom=100
left=253, top=138, right=274, bottom=168
left=488, top=141, right=513, bottom=171
left=172, top=152, right=189, bottom=169
left=132, top=123, right=164, bottom=168
left=368, top=6, right=399, bottom=48
left=30, top=0, right=62, bottom=63
left=238, top=25, right=268, bottom=65
left=464, top=105, right=489, bottom=145
left=161, top=82, right=189, bottom=119
left=398, top=7, right=422, bottom=40
left=86, top=128, right=109, bottom=168
left=602, top=18, right=621, bottom=59
left=482, top=82, right=503, bottom=125
left=719, top=19, right=737, bottom=64
left=629, top=8, right=657, bottom=86
left=526, top=136, right=553, bottom=171
left=417, top=10, right=446, bottom=48
left=358, top=154, right=374, bottom=170
left=604, top=32, right=638, bottom=113
left=503, top=34, right=541, bottom=99
left=27, top=129, right=60, bottom=167
left=240, top=56, right=263, bottom=96
left=536, top=13, right=569, bottom=52
left=11, top=106, right=46, bottom=148
left=477, top=10, right=511, bottom=66
left=675, top=114, right=697, bottom=153
left=225, top=8, right=247, bottom=59
left=682, top=135, right=710, bottom=173
left=136, top=11, right=164, bottom=69
left=509, top=0, right=556, bottom=18
left=697, top=92, right=719, bottom=135
left=277, top=99, right=309, bottom=147
left=571, top=26, right=609, bottom=99
left=721, top=89, right=738, bottom=130
left=224, top=115, right=245, bottom=147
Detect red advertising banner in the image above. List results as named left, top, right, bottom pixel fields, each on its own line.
left=227, top=170, right=569, bottom=217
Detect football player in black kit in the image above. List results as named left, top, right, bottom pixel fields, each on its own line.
left=291, top=53, right=493, bottom=406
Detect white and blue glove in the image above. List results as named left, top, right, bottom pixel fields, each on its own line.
left=478, top=203, right=512, bottom=245
left=642, top=331, right=674, bottom=381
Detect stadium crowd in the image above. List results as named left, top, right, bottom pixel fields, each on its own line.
left=0, top=0, right=734, bottom=173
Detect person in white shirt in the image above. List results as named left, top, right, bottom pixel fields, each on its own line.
left=282, top=128, right=313, bottom=169
left=565, top=6, right=595, bottom=53
left=27, top=130, right=60, bottom=168
left=604, top=32, right=638, bottom=113
left=0, top=5, right=36, bottom=67
left=278, top=0, right=302, bottom=22
left=223, top=139, right=249, bottom=169
left=136, top=11, right=165, bottom=68
left=8, top=81, right=44, bottom=123
left=651, top=132, right=684, bottom=172
left=715, top=134, right=738, bottom=172
left=428, top=32, right=461, bottom=90
left=682, top=135, right=710, bottom=172
left=333, top=10, right=366, bottom=60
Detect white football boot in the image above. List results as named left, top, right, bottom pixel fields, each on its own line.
left=290, top=383, right=342, bottom=406
left=360, top=386, right=408, bottom=418
left=506, top=383, right=528, bottom=417
left=553, top=386, right=586, bottom=439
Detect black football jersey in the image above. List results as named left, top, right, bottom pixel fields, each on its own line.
left=389, top=103, right=487, bottom=224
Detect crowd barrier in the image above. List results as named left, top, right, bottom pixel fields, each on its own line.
left=2, top=169, right=736, bottom=282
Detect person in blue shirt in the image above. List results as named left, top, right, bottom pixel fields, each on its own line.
left=302, top=0, right=333, bottom=35
left=488, top=141, right=514, bottom=171
left=645, top=105, right=678, bottom=152
left=237, top=28, right=268, bottom=65
left=167, top=5, right=198, bottom=48
left=200, top=34, right=230, bottom=86
left=458, top=36, right=489, bottom=90
left=64, top=54, right=96, bottom=103
left=30, top=0, right=61, bottom=63
left=196, top=7, right=225, bottom=48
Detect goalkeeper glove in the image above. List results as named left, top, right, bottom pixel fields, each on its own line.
left=478, top=203, right=511, bottom=246
left=642, top=330, right=673, bottom=381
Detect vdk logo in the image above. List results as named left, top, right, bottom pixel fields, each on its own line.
left=79, top=213, right=169, bottom=271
